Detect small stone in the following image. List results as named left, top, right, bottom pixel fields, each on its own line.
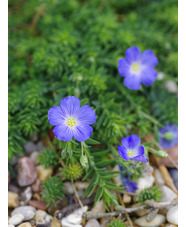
left=67, top=214, right=82, bottom=224
left=74, top=182, right=89, bottom=190
left=164, top=80, right=178, bottom=94
left=61, top=217, right=82, bottom=227
left=160, top=185, right=177, bottom=202
left=135, top=214, right=166, bottom=227
left=28, top=200, right=47, bottom=210
left=35, top=210, right=47, bottom=220
left=17, top=157, right=38, bottom=187
left=45, top=214, right=53, bottom=223
left=24, top=142, right=38, bottom=155
left=18, top=223, right=32, bottom=227
left=11, top=206, right=36, bottom=220
left=8, top=225, right=15, bottom=227
left=51, top=218, right=61, bottom=227
left=63, top=182, right=74, bottom=195
left=165, top=224, right=177, bottom=227
left=32, top=178, right=41, bottom=192
left=8, top=184, right=20, bottom=194
left=33, top=192, right=41, bottom=201
left=36, top=165, right=53, bottom=181
left=36, top=217, right=45, bottom=225
left=166, top=205, right=178, bottom=225
left=132, top=203, right=150, bottom=217
left=8, top=191, right=19, bottom=208
left=20, top=187, right=32, bottom=202
left=9, top=214, right=24, bottom=225
left=73, top=206, right=88, bottom=215
left=123, top=194, right=131, bottom=204
left=47, top=198, right=68, bottom=215
left=91, top=200, right=105, bottom=213
left=168, top=168, right=178, bottom=189
left=30, top=151, right=39, bottom=165
left=85, top=219, right=100, bottom=227
left=136, top=174, right=155, bottom=193
left=154, top=168, right=165, bottom=186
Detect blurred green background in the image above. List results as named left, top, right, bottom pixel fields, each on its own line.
left=8, top=0, right=178, bottom=160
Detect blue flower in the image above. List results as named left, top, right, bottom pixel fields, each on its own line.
left=48, top=96, right=96, bottom=142
left=118, top=46, right=158, bottom=90
left=159, top=124, right=178, bottom=149
left=119, top=166, right=138, bottom=193
left=118, top=135, right=148, bottom=162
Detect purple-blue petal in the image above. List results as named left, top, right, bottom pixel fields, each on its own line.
left=118, top=145, right=130, bottom=160
left=141, top=68, right=157, bottom=86
left=78, top=105, right=96, bottom=125
left=122, top=135, right=141, bottom=150
left=48, top=106, right=66, bottom=126
left=141, top=50, right=158, bottom=67
left=132, top=154, right=148, bottom=162
left=60, top=96, right=80, bottom=116
left=125, top=46, right=141, bottom=64
left=124, top=76, right=141, bottom=90
left=53, top=124, right=73, bottom=141
left=124, top=178, right=138, bottom=193
left=73, top=124, right=93, bottom=142
left=118, top=58, right=130, bottom=77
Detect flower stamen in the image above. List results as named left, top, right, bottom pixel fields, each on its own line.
left=127, top=150, right=135, bottom=157
left=67, top=118, right=76, bottom=127
left=131, top=63, right=140, bottom=72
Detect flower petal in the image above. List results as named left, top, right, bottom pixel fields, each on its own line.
left=132, top=154, right=148, bottom=162
left=78, top=105, right=96, bottom=125
left=48, top=106, right=66, bottom=126
left=125, top=46, right=141, bottom=64
left=118, top=145, right=130, bottom=160
left=124, top=76, right=141, bottom=90
left=118, top=58, right=130, bottom=77
left=53, top=124, right=73, bottom=141
left=125, top=178, right=138, bottom=193
left=132, top=145, right=148, bottom=162
left=141, top=50, right=158, bottom=67
left=141, top=68, right=157, bottom=86
left=122, top=135, right=141, bottom=150
left=73, top=124, right=93, bottom=142
left=60, top=96, right=80, bottom=116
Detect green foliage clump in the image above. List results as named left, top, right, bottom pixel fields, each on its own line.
left=39, top=148, right=59, bottom=168
left=60, top=163, right=83, bottom=181
left=108, top=218, right=126, bottom=227
left=137, top=186, right=162, bottom=203
left=41, top=176, right=64, bottom=207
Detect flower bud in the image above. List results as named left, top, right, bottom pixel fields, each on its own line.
left=80, top=155, right=88, bottom=167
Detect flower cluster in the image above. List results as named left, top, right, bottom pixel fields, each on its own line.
left=159, top=123, right=178, bottom=149
left=118, top=46, right=158, bottom=90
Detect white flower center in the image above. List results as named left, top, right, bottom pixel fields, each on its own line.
left=127, top=150, right=135, bottom=157
left=67, top=118, right=76, bottom=127
left=131, top=63, right=140, bottom=72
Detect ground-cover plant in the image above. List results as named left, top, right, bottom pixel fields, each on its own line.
left=8, top=0, right=178, bottom=214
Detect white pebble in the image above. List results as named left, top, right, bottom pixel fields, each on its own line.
left=135, top=214, right=166, bottom=227
left=8, top=225, right=15, bottom=227
left=61, top=217, right=82, bottom=227
left=166, top=205, right=178, bottom=225
left=9, top=214, right=24, bottom=225
left=67, top=214, right=82, bottom=224
left=160, top=185, right=177, bottom=202
left=73, top=206, right=88, bottom=215
left=154, top=168, right=165, bottom=186
left=85, top=219, right=100, bottom=227
left=136, top=175, right=155, bottom=193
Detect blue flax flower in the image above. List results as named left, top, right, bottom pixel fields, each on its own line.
left=118, top=135, right=148, bottom=162
left=159, top=124, right=178, bottom=149
left=48, top=96, right=96, bottom=142
left=118, top=46, right=158, bottom=90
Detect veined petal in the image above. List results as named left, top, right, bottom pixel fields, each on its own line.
left=122, top=135, right=141, bottom=150
left=118, top=58, right=130, bottom=77
left=73, top=124, right=93, bottom=142
left=60, top=96, right=80, bottom=116
left=141, top=50, right=158, bottom=67
left=118, top=145, right=130, bottom=160
left=125, top=46, right=141, bottom=64
left=78, top=105, right=96, bottom=125
left=141, top=68, right=157, bottom=86
left=132, top=154, right=148, bottom=162
left=48, top=106, right=66, bottom=126
left=124, top=76, right=141, bottom=90
left=53, top=124, right=73, bottom=141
